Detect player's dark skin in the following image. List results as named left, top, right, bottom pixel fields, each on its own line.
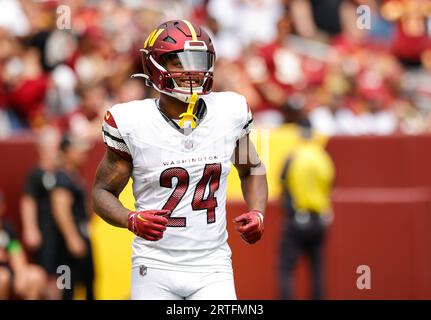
left=92, top=62, right=268, bottom=240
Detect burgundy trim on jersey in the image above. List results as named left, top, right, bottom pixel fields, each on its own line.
left=104, top=111, right=117, bottom=128
left=102, top=110, right=132, bottom=162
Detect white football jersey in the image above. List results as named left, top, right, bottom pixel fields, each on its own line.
left=102, top=91, right=252, bottom=273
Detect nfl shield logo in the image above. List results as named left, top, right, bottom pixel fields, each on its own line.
left=184, top=138, right=193, bottom=150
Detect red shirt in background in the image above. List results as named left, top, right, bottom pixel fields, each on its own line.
left=7, top=73, right=49, bottom=125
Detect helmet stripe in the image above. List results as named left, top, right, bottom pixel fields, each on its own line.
left=143, top=29, right=156, bottom=48
left=144, top=28, right=164, bottom=48
left=181, top=19, right=197, bottom=41
left=149, top=28, right=164, bottom=47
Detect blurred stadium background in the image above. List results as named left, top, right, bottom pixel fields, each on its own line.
left=1, top=0, right=431, bottom=299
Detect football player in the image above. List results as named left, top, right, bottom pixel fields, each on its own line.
left=92, top=19, right=268, bottom=300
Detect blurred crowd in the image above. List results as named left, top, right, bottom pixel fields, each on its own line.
left=0, top=0, right=430, bottom=139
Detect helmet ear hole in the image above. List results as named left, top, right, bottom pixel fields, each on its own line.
left=163, top=36, right=176, bottom=44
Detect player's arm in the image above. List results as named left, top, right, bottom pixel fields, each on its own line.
left=94, top=111, right=168, bottom=241
left=92, top=148, right=132, bottom=229
left=92, top=148, right=168, bottom=240
left=233, top=134, right=268, bottom=213
left=232, top=134, right=268, bottom=244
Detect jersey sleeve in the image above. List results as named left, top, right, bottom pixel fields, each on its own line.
left=238, top=96, right=253, bottom=140
left=102, top=110, right=132, bottom=161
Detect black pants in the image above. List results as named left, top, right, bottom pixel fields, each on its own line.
left=33, top=230, right=64, bottom=276
left=279, top=212, right=326, bottom=300
left=61, top=239, right=95, bottom=300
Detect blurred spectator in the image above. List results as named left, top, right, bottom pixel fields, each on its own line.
left=20, top=126, right=62, bottom=300
left=244, top=11, right=327, bottom=125
left=279, top=121, right=335, bottom=300
left=70, top=27, right=110, bottom=86
left=381, top=0, right=431, bottom=66
left=308, top=91, right=398, bottom=135
left=114, top=78, right=146, bottom=104
left=290, top=0, right=345, bottom=38
left=55, top=82, right=109, bottom=141
left=0, top=0, right=30, bottom=37
left=46, top=63, right=79, bottom=118
left=0, top=190, right=47, bottom=300
left=207, top=0, right=283, bottom=48
left=243, top=12, right=297, bottom=124
left=2, top=39, right=49, bottom=130
left=51, top=136, right=94, bottom=300
left=205, top=15, right=243, bottom=61
left=212, top=58, right=264, bottom=119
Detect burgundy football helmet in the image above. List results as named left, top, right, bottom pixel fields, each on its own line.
left=134, top=20, right=216, bottom=103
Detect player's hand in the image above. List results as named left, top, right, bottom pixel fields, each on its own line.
left=233, top=210, right=264, bottom=244
left=128, top=210, right=170, bottom=241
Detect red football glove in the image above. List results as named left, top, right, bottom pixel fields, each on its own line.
left=128, top=210, right=170, bottom=241
left=233, top=210, right=264, bottom=244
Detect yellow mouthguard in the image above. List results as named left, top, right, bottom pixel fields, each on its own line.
left=179, top=93, right=198, bottom=129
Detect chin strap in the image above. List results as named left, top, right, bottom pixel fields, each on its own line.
left=178, top=92, right=198, bottom=129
